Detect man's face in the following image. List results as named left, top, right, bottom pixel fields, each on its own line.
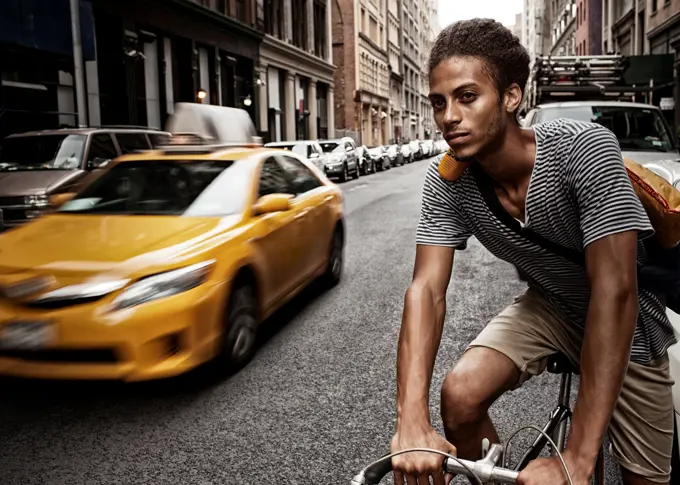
left=428, top=56, right=507, bottom=161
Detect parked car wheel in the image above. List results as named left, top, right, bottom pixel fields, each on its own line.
left=339, top=164, right=349, bottom=182
left=359, top=161, right=367, bottom=176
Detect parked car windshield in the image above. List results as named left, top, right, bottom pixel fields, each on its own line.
left=534, top=105, right=677, bottom=152
left=0, top=134, right=86, bottom=171
left=59, top=160, right=252, bottom=216
left=319, top=142, right=343, bottom=154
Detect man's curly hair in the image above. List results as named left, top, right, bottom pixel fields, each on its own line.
left=427, top=19, right=530, bottom=101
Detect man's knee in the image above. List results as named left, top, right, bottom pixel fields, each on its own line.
left=440, top=369, right=486, bottom=428
left=440, top=347, right=519, bottom=429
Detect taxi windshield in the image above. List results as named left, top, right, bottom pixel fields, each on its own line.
left=59, top=160, right=252, bottom=216
left=0, top=134, right=86, bottom=171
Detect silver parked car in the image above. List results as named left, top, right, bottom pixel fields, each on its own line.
left=319, top=137, right=360, bottom=182
left=523, top=101, right=680, bottom=186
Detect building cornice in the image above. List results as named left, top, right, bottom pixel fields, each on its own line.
left=163, top=0, right=264, bottom=41
left=550, top=16, right=575, bottom=54
left=261, top=35, right=335, bottom=84
left=647, top=10, right=680, bottom=39
left=354, top=89, right=390, bottom=106
left=390, top=70, right=404, bottom=83
left=612, top=8, right=634, bottom=33
left=359, top=33, right=388, bottom=61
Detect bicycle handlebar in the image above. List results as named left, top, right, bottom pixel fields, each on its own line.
left=352, top=445, right=520, bottom=484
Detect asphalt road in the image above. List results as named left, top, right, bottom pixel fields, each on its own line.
left=0, top=158, right=622, bottom=484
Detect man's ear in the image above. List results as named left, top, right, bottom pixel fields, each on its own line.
left=503, top=83, right=523, bottom=115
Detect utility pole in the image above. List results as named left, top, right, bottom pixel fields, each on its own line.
left=69, top=0, right=89, bottom=127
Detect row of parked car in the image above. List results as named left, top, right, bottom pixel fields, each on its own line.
left=265, top=137, right=449, bottom=183
left=0, top=122, right=447, bottom=232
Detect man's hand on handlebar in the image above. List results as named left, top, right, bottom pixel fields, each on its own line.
left=390, top=423, right=456, bottom=485
left=517, top=450, right=588, bottom=485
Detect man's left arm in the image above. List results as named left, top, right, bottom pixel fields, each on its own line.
left=565, top=127, right=653, bottom=478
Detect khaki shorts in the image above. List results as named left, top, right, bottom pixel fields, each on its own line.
left=467, top=287, right=675, bottom=483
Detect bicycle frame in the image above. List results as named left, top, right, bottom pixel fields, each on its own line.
left=514, top=371, right=572, bottom=470
left=512, top=369, right=605, bottom=484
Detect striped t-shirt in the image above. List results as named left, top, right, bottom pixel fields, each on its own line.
left=416, top=118, right=676, bottom=364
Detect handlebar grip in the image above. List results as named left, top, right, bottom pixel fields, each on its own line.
left=362, top=454, right=393, bottom=485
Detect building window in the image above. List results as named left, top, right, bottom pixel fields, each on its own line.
left=292, top=0, right=308, bottom=49
left=582, top=0, right=586, bottom=22
left=265, top=0, right=284, bottom=38
left=369, top=16, right=378, bottom=44
left=235, top=0, right=247, bottom=22
left=652, top=0, right=658, bottom=12
left=313, top=1, right=327, bottom=59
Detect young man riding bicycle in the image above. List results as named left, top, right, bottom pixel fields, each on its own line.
left=390, top=19, right=676, bottom=485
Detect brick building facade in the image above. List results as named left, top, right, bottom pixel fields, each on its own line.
left=331, top=0, right=356, bottom=139
left=331, top=0, right=437, bottom=146
left=575, top=0, right=602, bottom=54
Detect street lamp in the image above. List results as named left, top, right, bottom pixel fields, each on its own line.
left=243, top=95, right=252, bottom=107
left=197, top=88, right=207, bottom=103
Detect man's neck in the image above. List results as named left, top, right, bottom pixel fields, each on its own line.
left=476, top=123, right=537, bottom=191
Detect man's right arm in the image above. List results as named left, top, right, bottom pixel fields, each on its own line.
left=391, top=160, right=471, bottom=483
left=391, top=245, right=457, bottom=484
left=396, top=244, right=454, bottom=427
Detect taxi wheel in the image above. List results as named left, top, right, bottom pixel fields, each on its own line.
left=323, top=227, right=344, bottom=287
left=219, top=282, right=258, bottom=370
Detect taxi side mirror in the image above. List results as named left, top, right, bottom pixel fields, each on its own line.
left=253, top=193, right=293, bottom=215
left=49, top=192, right=77, bottom=208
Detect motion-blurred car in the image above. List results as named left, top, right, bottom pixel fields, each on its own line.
left=0, top=103, right=345, bottom=382
left=319, top=138, right=360, bottom=182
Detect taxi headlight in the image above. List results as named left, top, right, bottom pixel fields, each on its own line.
left=110, top=260, right=215, bottom=311
left=674, top=180, right=680, bottom=190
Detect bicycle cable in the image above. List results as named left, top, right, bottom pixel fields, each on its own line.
left=502, top=424, right=575, bottom=485
left=360, top=447, right=484, bottom=485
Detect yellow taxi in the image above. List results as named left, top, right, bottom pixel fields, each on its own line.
left=0, top=104, right=345, bottom=381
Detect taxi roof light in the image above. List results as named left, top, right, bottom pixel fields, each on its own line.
left=160, top=103, right=263, bottom=154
